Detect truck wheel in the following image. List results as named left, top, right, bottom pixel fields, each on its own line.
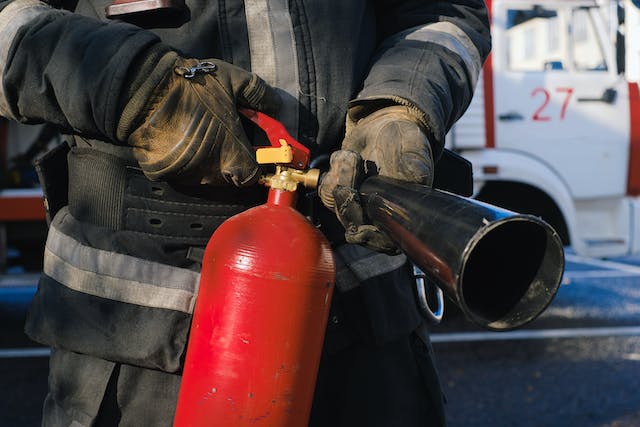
left=475, top=181, right=570, bottom=245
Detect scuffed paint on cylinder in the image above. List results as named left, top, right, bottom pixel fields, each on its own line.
left=174, top=188, right=335, bottom=427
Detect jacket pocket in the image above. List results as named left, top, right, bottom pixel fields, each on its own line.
left=25, top=209, right=199, bottom=373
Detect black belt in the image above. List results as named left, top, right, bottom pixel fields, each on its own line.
left=67, top=146, right=267, bottom=245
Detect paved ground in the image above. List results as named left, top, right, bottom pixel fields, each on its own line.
left=430, top=251, right=640, bottom=427
left=1, top=250, right=640, bottom=426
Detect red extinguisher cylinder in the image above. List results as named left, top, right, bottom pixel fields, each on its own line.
left=174, top=187, right=335, bottom=426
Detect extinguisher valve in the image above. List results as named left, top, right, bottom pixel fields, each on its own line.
left=259, top=166, right=320, bottom=192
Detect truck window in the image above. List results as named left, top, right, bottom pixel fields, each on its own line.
left=506, top=7, right=564, bottom=72
left=571, top=7, right=607, bottom=71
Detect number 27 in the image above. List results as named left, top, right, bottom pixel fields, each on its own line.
left=531, top=87, right=573, bottom=121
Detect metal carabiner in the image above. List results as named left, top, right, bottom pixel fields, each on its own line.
left=175, top=61, right=217, bottom=79
left=412, top=264, right=444, bottom=324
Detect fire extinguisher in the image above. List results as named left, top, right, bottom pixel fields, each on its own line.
left=173, top=110, right=335, bottom=427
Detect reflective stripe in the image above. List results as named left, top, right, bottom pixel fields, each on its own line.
left=44, top=226, right=200, bottom=313
left=406, top=21, right=483, bottom=91
left=0, top=0, right=54, bottom=119
left=244, top=0, right=300, bottom=138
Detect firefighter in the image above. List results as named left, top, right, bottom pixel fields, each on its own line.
left=0, top=0, right=490, bottom=425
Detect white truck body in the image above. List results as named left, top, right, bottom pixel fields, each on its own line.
left=448, top=0, right=640, bottom=258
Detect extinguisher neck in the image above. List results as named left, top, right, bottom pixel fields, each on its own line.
left=267, top=188, right=297, bottom=207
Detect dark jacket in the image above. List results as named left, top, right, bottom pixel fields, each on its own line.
left=0, top=1, right=490, bottom=425
left=0, top=0, right=490, bottom=154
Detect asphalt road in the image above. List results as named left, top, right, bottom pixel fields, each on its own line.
left=431, top=251, right=640, bottom=427
left=1, top=250, right=640, bottom=426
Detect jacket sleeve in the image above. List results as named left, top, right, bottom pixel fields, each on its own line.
left=351, top=0, right=491, bottom=157
left=0, top=0, right=170, bottom=142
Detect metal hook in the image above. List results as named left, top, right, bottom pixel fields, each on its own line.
left=175, top=61, right=217, bottom=79
left=412, top=264, right=444, bottom=324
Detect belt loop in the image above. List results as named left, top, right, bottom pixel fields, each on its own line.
left=67, top=147, right=128, bottom=230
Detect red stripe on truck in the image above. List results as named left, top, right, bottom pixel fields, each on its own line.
left=483, top=54, right=495, bottom=148
left=0, top=192, right=46, bottom=221
left=483, top=0, right=495, bottom=148
left=627, top=82, right=640, bottom=196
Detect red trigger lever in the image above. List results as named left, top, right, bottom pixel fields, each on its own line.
left=239, top=108, right=310, bottom=170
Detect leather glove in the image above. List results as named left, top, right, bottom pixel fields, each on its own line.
left=118, top=52, right=280, bottom=186
left=319, top=105, right=435, bottom=253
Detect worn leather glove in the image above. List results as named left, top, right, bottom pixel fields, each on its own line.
left=319, top=105, right=434, bottom=253
left=118, top=52, right=280, bottom=186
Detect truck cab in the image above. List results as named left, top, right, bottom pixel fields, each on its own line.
left=449, top=0, right=640, bottom=258
left=0, top=119, right=48, bottom=273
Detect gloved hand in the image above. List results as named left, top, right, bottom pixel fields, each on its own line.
left=319, top=105, right=435, bottom=253
left=118, top=52, right=280, bottom=186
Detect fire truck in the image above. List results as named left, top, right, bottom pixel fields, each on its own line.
left=1, top=0, right=639, bottom=274
left=451, top=0, right=640, bottom=258
left=0, top=121, right=50, bottom=273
